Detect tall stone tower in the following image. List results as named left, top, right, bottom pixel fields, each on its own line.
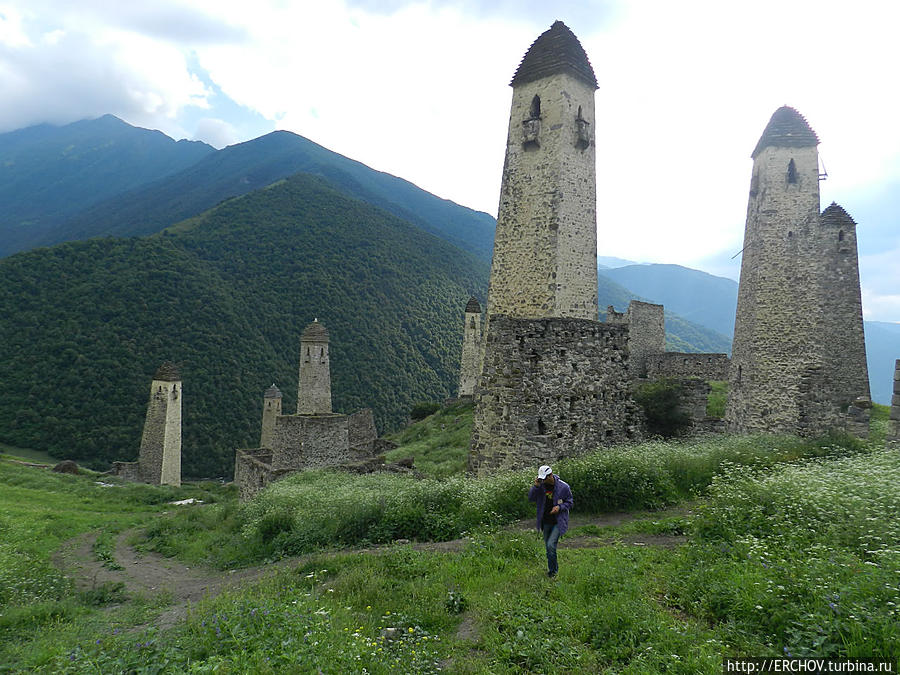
left=820, top=203, right=870, bottom=406
left=726, top=106, right=838, bottom=435
left=260, top=384, right=282, bottom=447
left=485, top=20, right=599, bottom=322
left=297, top=320, right=332, bottom=415
left=457, top=297, right=483, bottom=397
left=138, top=361, right=182, bottom=486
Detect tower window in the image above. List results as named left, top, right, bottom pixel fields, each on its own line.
left=529, top=95, right=541, bottom=120
left=787, top=158, right=797, bottom=184
left=838, top=230, right=844, bottom=242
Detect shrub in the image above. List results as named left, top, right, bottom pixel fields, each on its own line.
left=633, top=378, right=691, bottom=437
left=409, top=401, right=441, bottom=421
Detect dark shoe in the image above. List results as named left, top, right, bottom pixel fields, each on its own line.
left=547, top=571, right=556, bottom=578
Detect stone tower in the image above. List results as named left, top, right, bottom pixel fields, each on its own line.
left=297, top=320, right=332, bottom=415
left=260, top=384, right=282, bottom=447
left=138, top=361, right=182, bottom=486
left=726, top=106, right=838, bottom=435
left=458, top=297, right=483, bottom=397
left=890, top=360, right=900, bottom=441
left=485, top=20, right=599, bottom=322
left=820, top=203, right=870, bottom=407
left=606, top=301, right=665, bottom=378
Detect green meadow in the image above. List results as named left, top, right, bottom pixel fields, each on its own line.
left=1, top=406, right=898, bottom=673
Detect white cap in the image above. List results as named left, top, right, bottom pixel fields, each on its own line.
left=537, top=465, right=552, bottom=479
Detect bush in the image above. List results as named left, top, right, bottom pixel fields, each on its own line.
left=633, top=378, right=691, bottom=437
left=409, top=401, right=441, bottom=421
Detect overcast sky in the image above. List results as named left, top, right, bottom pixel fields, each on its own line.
left=1, top=0, right=898, bottom=321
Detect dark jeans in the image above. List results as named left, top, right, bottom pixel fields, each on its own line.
left=542, top=522, right=560, bottom=575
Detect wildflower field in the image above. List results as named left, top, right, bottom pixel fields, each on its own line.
left=1, top=422, right=898, bottom=672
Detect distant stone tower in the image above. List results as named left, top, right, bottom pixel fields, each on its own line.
left=726, top=106, right=842, bottom=435
left=606, top=301, right=665, bottom=378
left=485, top=20, right=599, bottom=322
left=820, top=203, right=870, bottom=406
left=260, top=384, right=282, bottom=447
left=138, top=362, right=182, bottom=486
left=297, top=320, right=332, bottom=415
left=458, top=298, right=483, bottom=397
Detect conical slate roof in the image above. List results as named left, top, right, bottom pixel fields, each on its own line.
left=511, top=21, right=598, bottom=90
left=301, top=319, right=329, bottom=341
left=465, top=297, right=482, bottom=313
left=154, top=361, right=180, bottom=382
left=751, top=106, right=819, bottom=158
left=264, top=383, right=282, bottom=398
left=820, top=202, right=857, bottom=228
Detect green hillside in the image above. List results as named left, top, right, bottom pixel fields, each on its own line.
left=0, top=173, right=487, bottom=478
left=0, top=115, right=213, bottom=257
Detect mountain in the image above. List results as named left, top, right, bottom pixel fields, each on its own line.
left=0, top=115, right=214, bottom=257
left=865, top=321, right=900, bottom=406
left=597, top=255, right=640, bottom=269
left=0, top=173, right=487, bottom=478
left=598, top=274, right=733, bottom=355
left=36, top=129, right=497, bottom=261
left=601, top=264, right=739, bottom=337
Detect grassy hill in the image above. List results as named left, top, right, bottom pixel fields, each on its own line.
left=0, top=173, right=487, bottom=477
left=0, top=115, right=213, bottom=257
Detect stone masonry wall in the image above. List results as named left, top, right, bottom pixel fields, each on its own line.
left=138, top=379, right=181, bottom=486
left=270, top=414, right=349, bottom=471
left=486, top=71, right=598, bottom=322
left=726, top=143, right=840, bottom=435
left=234, top=449, right=274, bottom=501
left=890, top=360, right=900, bottom=441
left=646, top=353, right=730, bottom=381
left=468, top=316, right=642, bottom=476
left=348, top=408, right=378, bottom=454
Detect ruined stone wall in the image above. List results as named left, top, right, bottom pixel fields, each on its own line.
left=138, top=379, right=181, bottom=486
left=646, top=353, right=730, bottom=381
left=348, top=408, right=378, bottom=455
left=726, top=142, right=840, bottom=435
left=234, top=449, right=274, bottom=501
left=270, top=414, right=348, bottom=471
left=820, top=204, right=870, bottom=407
left=111, top=461, right=142, bottom=482
left=458, top=308, right=483, bottom=397
left=486, top=72, right=598, bottom=322
left=890, top=360, right=900, bottom=441
left=468, top=316, right=641, bottom=476
left=676, top=378, right=712, bottom=429
left=624, top=301, right=665, bottom=377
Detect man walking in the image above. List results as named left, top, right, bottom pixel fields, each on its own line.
left=528, top=465, right=574, bottom=578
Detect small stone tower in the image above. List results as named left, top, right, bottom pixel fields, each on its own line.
left=458, top=297, right=483, bottom=397
left=606, top=301, right=665, bottom=378
left=820, top=203, right=870, bottom=407
left=297, top=320, right=332, bottom=415
left=726, top=106, right=837, bottom=435
left=485, top=20, right=599, bottom=322
left=260, top=384, right=282, bottom=447
left=138, top=361, right=182, bottom=486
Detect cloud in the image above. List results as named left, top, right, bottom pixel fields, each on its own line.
left=193, top=116, right=238, bottom=148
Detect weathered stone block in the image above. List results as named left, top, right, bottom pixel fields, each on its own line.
left=468, top=316, right=642, bottom=476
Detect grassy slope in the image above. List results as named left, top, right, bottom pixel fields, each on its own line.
left=3, top=427, right=898, bottom=672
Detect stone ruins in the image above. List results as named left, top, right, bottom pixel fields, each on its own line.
left=463, top=22, right=875, bottom=476
left=112, top=362, right=182, bottom=486
left=234, top=320, right=378, bottom=500
left=890, top=360, right=900, bottom=441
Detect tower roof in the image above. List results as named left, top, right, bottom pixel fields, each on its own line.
left=301, top=319, right=329, bottom=342
left=821, top=202, right=857, bottom=228
left=264, top=383, right=282, bottom=398
left=154, top=361, right=180, bottom=382
left=510, top=21, right=598, bottom=90
left=465, top=297, right=482, bottom=314
left=751, top=106, right=819, bottom=158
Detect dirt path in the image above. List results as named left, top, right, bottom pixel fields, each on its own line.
left=52, top=507, right=690, bottom=630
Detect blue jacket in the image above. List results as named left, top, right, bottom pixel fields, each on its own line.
left=528, top=475, right=574, bottom=535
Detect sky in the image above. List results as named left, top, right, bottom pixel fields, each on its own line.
left=1, top=0, right=898, bottom=321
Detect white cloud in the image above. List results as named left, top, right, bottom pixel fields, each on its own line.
left=193, top=116, right=237, bottom=148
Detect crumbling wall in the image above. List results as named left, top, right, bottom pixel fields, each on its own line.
left=646, top=353, right=730, bottom=381
left=234, top=449, right=274, bottom=501
left=468, top=316, right=642, bottom=476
